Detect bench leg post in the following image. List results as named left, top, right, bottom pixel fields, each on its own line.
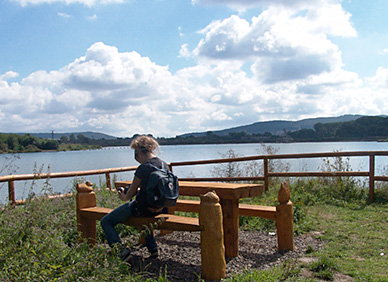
left=76, top=182, right=97, bottom=246
left=159, top=207, right=175, bottom=236
left=220, top=198, right=239, bottom=258
left=199, top=191, right=226, bottom=281
left=276, top=182, right=294, bottom=251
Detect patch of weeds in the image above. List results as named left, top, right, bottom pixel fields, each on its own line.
left=292, top=202, right=313, bottom=235
left=225, top=267, right=281, bottom=282
left=280, top=259, right=301, bottom=281
left=309, top=256, right=338, bottom=280
left=226, top=261, right=304, bottom=282
left=373, top=187, right=388, bottom=205
left=240, top=216, right=276, bottom=231
left=305, top=245, right=315, bottom=254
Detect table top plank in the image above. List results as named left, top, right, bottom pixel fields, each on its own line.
left=115, top=180, right=263, bottom=200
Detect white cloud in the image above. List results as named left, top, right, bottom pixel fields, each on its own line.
left=61, top=42, right=171, bottom=94
left=0, top=71, right=19, bottom=81
left=188, top=2, right=356, bottom=85
left=0, top=42, right=182, bottom=136
left=58, top=12, right=72, bottom=19
left=178, top=26, right=184, bottom=37
left=87, top=14, right=98, bottom=20
left=366, top=67, right=388, bottom=89
left=378, top=48, right=388, bottom=55
left=13, top=0, right=126, bottom=7
left=179, top=44, right=192, bottom=58
left=193, top=0, right=332, bottom=11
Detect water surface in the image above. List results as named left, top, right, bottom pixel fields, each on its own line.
left=1, top=142, right=387, bottom=203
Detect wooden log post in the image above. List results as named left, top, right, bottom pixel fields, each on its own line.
left=264, top=157, right=269, bottom=192
left=369, top=154, right=375, bottom=202
left=8, top=180, right=15, bottom=206
left=105, top=172, right=112, bottom=190
left=276, top=182, right=294, bottom=251
left=199, top=191, right=226, bottom=281
left=76, top=181, right=97, bottom=245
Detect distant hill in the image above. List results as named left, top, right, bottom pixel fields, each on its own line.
left=179, top=115, right=363, bottom=137
left=16, top=131, right=117, bottom=140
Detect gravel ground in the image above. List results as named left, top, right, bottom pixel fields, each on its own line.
left=125, top=230, right=325, bottom=281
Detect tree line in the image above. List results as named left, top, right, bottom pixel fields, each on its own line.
left=0, top=133, right=101, bottom=154
left=288, top=116, right=388, bottom=142
left=157, top=116, right=388, bottom=145
left=2, top=116, right=387, bottom=153
left=85, top=116, right=388, bottom=146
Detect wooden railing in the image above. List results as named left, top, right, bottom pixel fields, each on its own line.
left=0, top=166, right=137, bottom=205
left=1, top=150, right=388, bottom=205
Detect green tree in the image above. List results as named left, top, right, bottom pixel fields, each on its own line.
left=69, top=134, right=76, bottom=143
left=289, top=129, right=317, bottom=140
left=6, top=134, right=19, bottom=150
left=77, top=134, right=90, bottom=144
left=20, top=134, right=38, bottom=147
left=60, top=135, right=69, bottom=144
left=40, top=140, right=59, bottom=150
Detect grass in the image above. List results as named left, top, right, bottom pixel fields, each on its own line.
left=1, top=167, right=388, bottom=281
left=308, top=204, right=388, bottom=281
left=0, top=190, right=143, bottom=282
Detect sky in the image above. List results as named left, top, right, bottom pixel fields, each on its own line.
left=1, top=0, right=388, bottom=138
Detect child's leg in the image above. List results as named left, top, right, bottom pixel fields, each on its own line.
left=100, top=201, right=134, bottom=247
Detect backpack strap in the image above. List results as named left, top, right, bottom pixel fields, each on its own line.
left=148, top=161, right=167, bottom=171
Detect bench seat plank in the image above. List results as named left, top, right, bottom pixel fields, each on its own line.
left=174, top=199, right=276, bottom=220
left=239, top=204, right=276, bottom=220
left=174, top=199, right=200, bottom=213
left=79, top=207, right=202, bottom=232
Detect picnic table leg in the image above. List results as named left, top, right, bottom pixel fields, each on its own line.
left=220, top=198, right=239, bottom=258
left=76, top=182, right=97, bottom=246
left=200, top=191, right=226, bottom=281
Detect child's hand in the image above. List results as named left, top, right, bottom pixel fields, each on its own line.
left=118, top=187, right=128, bottom=201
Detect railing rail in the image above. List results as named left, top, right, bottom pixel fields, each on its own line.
left=1, top=150, right=388, bottom=204
left=0, top=166, right=138, bottom=205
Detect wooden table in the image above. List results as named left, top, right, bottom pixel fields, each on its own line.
left=115, top=181, right=264, bottom=258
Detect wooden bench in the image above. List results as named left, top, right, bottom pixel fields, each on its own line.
left=76, top=182, right=226, bottom=281
left=170, top=182, right=293, bottom=251
left=79, top=206, right=202, bottom=231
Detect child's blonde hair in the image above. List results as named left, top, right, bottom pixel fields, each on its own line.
left=130, top=135, right=159, bottom=153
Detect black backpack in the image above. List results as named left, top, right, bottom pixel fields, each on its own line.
left=146, top=163, right=179, bottom=208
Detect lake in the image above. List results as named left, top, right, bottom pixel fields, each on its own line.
left=1, top=141, right=388, bottom=203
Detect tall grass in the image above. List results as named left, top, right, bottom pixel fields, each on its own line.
left=0, top=188, right=143, bottom=281
left=212, top=146, right=376, bottom=208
